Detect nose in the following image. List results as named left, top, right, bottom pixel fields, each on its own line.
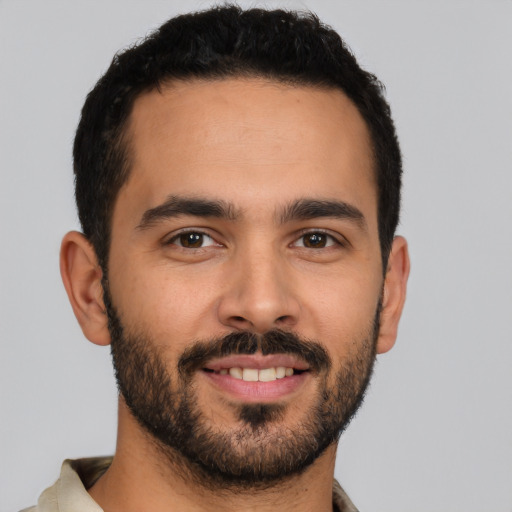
left=217, top=249, right=300, bottom=334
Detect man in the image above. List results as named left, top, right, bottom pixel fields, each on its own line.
left=26, top=5, right=409, bottom=512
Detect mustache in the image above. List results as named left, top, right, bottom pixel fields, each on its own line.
left=178, top=329, right=331, bottom=377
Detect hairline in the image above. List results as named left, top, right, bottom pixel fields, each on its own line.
left=100, top=74, right=383, bottom=272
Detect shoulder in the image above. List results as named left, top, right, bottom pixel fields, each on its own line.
left=21, top=458, right=112, bottom=512
left=333, top=479, right=359, bottom=512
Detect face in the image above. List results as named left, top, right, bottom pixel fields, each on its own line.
left=106, top=78, right=385, bottom=485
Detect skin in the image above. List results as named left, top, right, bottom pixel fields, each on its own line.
left=60, top=78, right=410, bottom=512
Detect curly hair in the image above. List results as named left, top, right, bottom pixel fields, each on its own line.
left=73, top=5, right=401, bottom=270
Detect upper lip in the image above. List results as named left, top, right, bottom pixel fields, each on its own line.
left=204, top=353, right=310, bottom=372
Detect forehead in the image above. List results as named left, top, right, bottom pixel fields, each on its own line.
left=118, top=78, right=376, bottom=225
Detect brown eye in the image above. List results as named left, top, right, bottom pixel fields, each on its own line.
left=302, top=233, right=328, bottom=248
left=179, top=232, right=204, bottom=248
left=292, top=232, right=339, bottom=249
left=170, top=232, right=217, bottom=248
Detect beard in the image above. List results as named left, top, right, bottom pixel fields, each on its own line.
left=104, top=286, right=379, bottom=489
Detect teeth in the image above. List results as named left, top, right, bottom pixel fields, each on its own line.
left=224, top=366, right=295, bottom=381
left=258, top=368, right=277, bottom=382
left=229, top=367, right=243, bottom=379
left=242, top=368, right=259, bottom=382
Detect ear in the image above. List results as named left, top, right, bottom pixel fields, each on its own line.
left=376, top=236, right=410, bottom=354
left=60, top=231, right=111, bottom=346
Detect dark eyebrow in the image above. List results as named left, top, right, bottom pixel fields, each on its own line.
left=278, top=198, right=367, bottom=228
left=137, top=195, right=239, bottom=230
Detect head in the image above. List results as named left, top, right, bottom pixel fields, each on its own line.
left=62, top=5, right=409, bottom=489
left=73, top=5, right=402, bottom=272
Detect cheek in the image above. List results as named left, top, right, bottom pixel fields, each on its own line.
left=303, top=267, right=382, bottom=349
left=111, top=264, right=220, bottom=343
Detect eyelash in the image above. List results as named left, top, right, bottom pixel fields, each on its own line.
left=165, top=230, right=219, bottom=249
left=165, top=228, right=345, bottom=250
left=291, top=229, right=345, bottom=249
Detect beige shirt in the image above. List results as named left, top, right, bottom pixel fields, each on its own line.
left=23, top=458, right=358, bottom=512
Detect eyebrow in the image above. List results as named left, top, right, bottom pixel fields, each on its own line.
left=278, top=198, right=367, bottom=228
left=137, top=195, right=239, bottom=230
left=137, top=195, right=366, bottom=231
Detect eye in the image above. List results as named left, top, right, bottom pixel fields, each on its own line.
left=293, top=231, right=339, bottom=249
left=168, top=231, right=218, bottom=249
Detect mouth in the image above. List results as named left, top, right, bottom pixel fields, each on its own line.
left=200, top=354, right=311, bottom=401
left=204, top=366, right=306, bottom=381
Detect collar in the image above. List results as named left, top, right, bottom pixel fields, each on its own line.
left=35, top=457, right=358, bottom=512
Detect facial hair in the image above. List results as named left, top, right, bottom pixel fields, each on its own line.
left=104, top=285, right=379, bottom=489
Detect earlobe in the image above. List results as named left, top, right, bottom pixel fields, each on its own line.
left=60, top=231, right=111, bottom=346
left=376, top=236, right=410, bottom=354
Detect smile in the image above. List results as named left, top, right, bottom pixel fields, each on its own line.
left=201, top=354, right=311, bottom=401
left=205, top=366, right=303, bottom=382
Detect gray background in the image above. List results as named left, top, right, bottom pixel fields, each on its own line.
left=1, top=1, right=511, bottom=511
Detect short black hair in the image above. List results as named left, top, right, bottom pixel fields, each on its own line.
left=73, top=5, right=402, bottom=271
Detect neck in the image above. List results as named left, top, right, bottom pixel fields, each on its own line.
left=89, top=400, right=337, bottom=512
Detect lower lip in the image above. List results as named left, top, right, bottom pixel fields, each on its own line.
left=203, top=371, right=309, bottom=402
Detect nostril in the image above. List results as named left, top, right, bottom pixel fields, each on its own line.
left=276, top=315, right=293, bottom=324
left=229, top=315, right=254, bottom=329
